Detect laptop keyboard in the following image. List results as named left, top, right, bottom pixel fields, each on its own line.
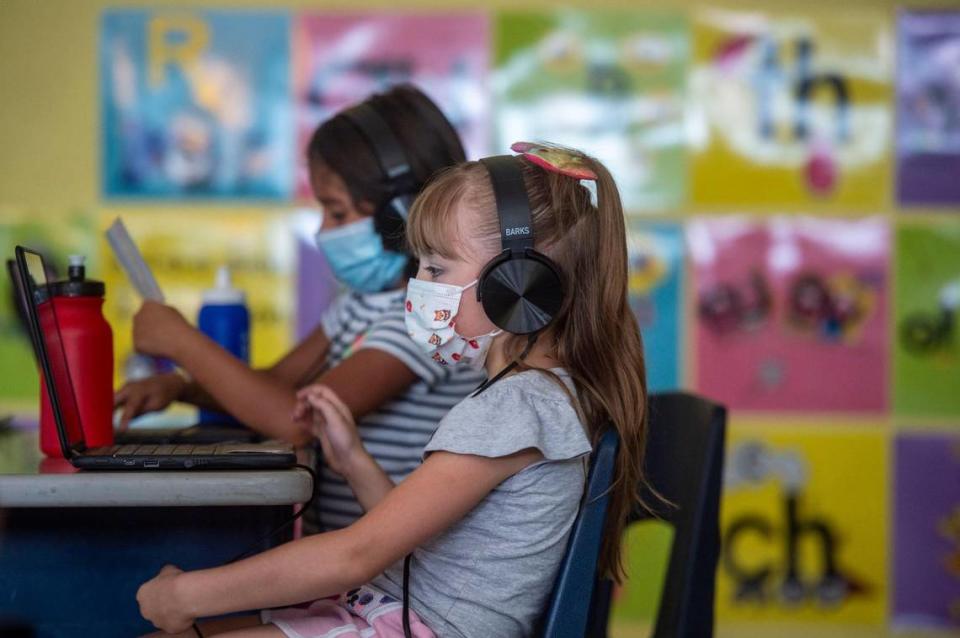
left=90, top=444, right=220, bottom=457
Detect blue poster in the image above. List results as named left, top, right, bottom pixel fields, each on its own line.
left=627, top=222, right=683, bottom=391
left=101, top=10, right=292, bottom=199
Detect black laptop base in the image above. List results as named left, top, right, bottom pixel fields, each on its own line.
left=115, top=424, right=261, bottom=445
left=73, top=442, right=297, bottom=470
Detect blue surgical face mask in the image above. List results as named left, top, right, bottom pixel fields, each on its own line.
left=314, top=217, right=408, bottom=293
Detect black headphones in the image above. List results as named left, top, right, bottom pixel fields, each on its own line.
left=342, top=102, right=417, bottom=253
left=476, top=155, right=565, bottom=335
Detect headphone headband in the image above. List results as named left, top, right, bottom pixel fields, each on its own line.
left=476, top=154, right=565, bottom=336
left=342, top=102, right=416, bottom=215
left=479, top=156, right=534, bottom=255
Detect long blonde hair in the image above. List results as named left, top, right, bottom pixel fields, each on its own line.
left=406, top=147, right=648, bottom=582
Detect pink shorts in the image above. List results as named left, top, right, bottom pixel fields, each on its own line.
left=262, top=585, right=436, bottom=638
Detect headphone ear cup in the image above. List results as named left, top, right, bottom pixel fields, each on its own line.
left=478, top=251, right=564, bottom=335
left=373, top=197, right=409, bottom=253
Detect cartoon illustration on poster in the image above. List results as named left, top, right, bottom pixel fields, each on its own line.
left=101, top=10, right=293, bottom=198
left=626, top=222, right=683, bottom=391
left=894, top=222, right=960, bottom=419
left=99, top=211, right=305, bottom=386
left=690, top=217, right=889, bottom=412
left=718, top=423, right=888, bottom=623
left=0, top=209, right=96, bottom=411
left=897, top=11, right=960, bottom=206
left=294, top=13, right=489, bottom=197
left=894, top=433, right=960, bottom=629
left=495, top=10, right=688, bottom=212
left=689, top=8, right=893, bottom=209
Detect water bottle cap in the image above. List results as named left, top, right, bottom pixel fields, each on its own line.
left=53, top=254, right=104, bottom=298
left=202, top=265, right=246, bottom=305
left=216, top=265, right=232, bottom=289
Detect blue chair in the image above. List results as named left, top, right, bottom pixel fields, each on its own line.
left=541, top=392, right=727, bottom=638
left=539, top=428, right=620, bottom=638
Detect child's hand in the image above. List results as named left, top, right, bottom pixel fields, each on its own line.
left=114, top=373, right=186, bottom=430
left=136, top=564, right=195, bottom=634
left=294, top=384, right=364, bottom=478
left=133, top=301, right=192, bottom=359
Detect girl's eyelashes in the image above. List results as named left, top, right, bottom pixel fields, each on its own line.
left=316, top=199, right=347, bottom=224
left=321, top=212, right=347, bottom=227
left=424, top=265, right=445, bottom=279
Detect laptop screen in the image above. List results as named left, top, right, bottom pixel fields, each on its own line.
left=7, top=258, right=40, bottom=360
left=18, top=248, right=87, bottom=451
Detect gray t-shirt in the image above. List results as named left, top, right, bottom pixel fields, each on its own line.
left=371, top=369, right=592, bottom=637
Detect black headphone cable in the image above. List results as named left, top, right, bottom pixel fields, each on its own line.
left=402, top=332, right=540, bottom=637
left=470, top=333, right=539, bottom=398
left=190, top=462, right=318, bottom=638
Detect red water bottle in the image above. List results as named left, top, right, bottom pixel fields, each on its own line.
left=39, top=255, right=114, bottom=457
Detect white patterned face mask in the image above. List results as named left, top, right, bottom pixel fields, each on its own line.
left=404, top=277, right=501, bottom=370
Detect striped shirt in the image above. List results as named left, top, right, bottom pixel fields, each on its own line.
left=303, top=288, right=485, bottom=533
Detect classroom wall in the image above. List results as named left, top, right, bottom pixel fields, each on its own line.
left=2, top=0, right=959, bottom=636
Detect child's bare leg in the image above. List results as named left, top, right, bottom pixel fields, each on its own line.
left=141, top=613, right=263, bottom=637
left=214, top=625, right=285, bottom=638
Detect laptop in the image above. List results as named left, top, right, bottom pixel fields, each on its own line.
left=15, top=245, right=296, bottom=470
left=7, top=256, right=259, bottom=445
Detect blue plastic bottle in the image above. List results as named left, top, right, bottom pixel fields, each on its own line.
left=197, top=265, right=250, bottom=427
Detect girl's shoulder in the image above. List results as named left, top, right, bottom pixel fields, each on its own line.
left=425, top=369, right=591, bottom=462
left=465, top=367, right=577, bottom=406
left=487, top=368, right=576, bottom=401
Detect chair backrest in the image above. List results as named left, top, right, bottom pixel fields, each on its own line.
left=634, top=392, right=727, bottom=638
left=539, top=428, right=620, bottom=638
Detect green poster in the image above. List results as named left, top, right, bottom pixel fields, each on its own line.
left=0, top=208, right=96, bottom=413
left=611, top=521, right=673, bottom=628
left=894, top=221, right=960, bottom=419
left=494, top=10, right=688, bottom=213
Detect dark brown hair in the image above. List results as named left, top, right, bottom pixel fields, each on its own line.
left=407, top=147, right=648, bottom=582
left=306, top=84, right=466, bottom=223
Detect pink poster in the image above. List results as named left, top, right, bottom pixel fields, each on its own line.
left=294, top=13, right=490, bottom=197
left=690, top=217, right=889, bottom=413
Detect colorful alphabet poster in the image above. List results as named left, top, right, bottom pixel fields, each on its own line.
left=0, top=209, right=96, bottom=412
left=894, top=222, right=960, bottom=419
left=690, top=8, right=893, bottom=210
left=627, top=222, right=683, bottom=391
left=294, top=13, right=490, bottom=197
left=99, top=210, right=305, bottom=385
left=717, top=422, right=888, bottom=624
left=896, top=11, right=960, bottom=207
left=690, top=217, right=889, bottom=412
left=101, top=10, right=293, bottom=198
left=893, top=433, right=960, bottom=629
left=495, top=10, right=688, bottom=213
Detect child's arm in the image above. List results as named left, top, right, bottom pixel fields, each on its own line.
left=294, top=385, right=395, bottom=510
left=118, top=301, right=417, bottom=444
left=115, top=304, right=332, bottom=430
left=138, top=446, right=542, bottom=633
left=257, top=325, right=331, bottom=386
